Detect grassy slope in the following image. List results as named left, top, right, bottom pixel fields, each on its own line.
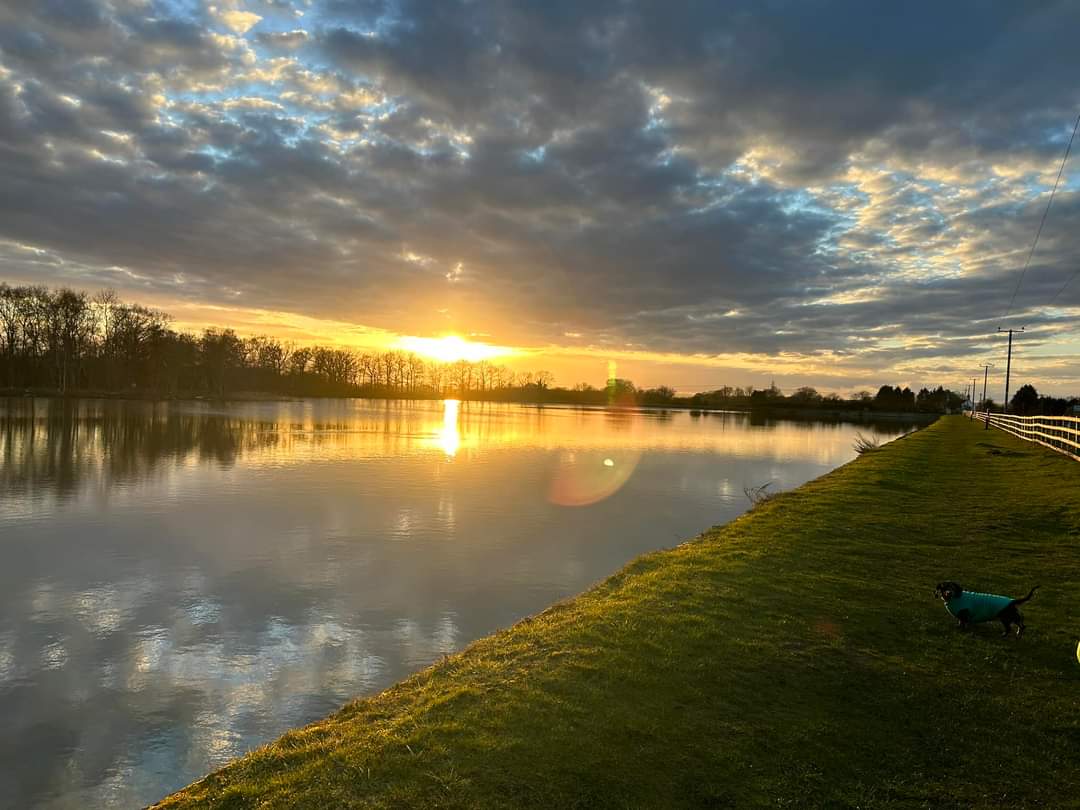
left=158, top=417, right=1080, bottom=809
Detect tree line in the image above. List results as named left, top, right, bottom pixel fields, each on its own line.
left=0, top=284, right=564, bottom=399
left=0, top=283, right=1002, bottom=413
left=686, top=383, right=966, bottom=414
left=991, top=384, right=1079, bottom=416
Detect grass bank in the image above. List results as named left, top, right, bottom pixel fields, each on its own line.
left=158, top=417, right=1080, bottom=809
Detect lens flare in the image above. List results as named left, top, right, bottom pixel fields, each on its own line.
left=548, top=450, right=641, bottom=506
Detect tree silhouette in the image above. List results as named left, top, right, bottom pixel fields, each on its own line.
left=1010, top=384, right=1039, bottom=415
left=0, top=282, right=992, bottom=413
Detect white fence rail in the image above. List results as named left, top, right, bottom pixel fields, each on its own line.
left=973, top=411, right=1080, bottom=461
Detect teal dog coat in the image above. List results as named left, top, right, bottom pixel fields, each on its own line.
left=944, top=590, right=1014, bottom=623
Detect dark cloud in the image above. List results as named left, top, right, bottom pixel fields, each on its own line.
left=1, top=0, right=1079, bottom=386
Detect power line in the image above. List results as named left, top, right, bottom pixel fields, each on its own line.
left=1045, top=264, right=1080, bottom=310
left=1002, top=111, right=1080, bottom=323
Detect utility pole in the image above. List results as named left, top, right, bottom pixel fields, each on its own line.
left=980, top=363, right=993, bottom=430
left=997, top=327, right=1024, bottom=414
left=971, top=377, right=976, bottom=419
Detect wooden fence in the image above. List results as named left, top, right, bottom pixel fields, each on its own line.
left=973, top=412, right=1080, bottom=461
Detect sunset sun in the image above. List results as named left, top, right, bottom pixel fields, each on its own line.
left=396, top=334, right=515, bottom=363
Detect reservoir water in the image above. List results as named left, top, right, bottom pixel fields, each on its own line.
left=0, top=397, right=920, bottom=808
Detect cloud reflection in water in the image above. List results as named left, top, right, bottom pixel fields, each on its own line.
left=0, top=398, right=918, bottom=808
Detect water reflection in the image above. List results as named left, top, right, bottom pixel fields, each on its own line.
left=436, top=399, right=461, bottom=458
left=0, top=398, right=921, bottom=808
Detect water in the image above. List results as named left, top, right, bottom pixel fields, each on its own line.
left=0, top=398, right=921, bottom=808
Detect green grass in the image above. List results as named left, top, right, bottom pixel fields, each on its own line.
left=157, top=417, right=1080, bottom=809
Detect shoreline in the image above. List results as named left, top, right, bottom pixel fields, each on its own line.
left=155, top=417, right=1080, bottom=808
left=1, top=389, right=939, bottom=424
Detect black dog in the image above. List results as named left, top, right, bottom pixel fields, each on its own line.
left=934, top=581, right=1039, bottom=637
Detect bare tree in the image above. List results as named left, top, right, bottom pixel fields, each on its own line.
left=0, top=284, right=22, bottom=387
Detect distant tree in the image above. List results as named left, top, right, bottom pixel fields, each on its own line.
left=641, top=385, right=676, bottom=405
left=1011, top=384, right=1039, bottom=415
left=452, top=359, right=473, bottom=395
left=92, top=289, right=119, bottom=389
left=49, top=288, right=97, bottom=392
left=689, top=386, right=753, bottom=409
left=789, top=386, right=822, bottom=406
left=289, top=347, right=312, bottom=378
left=874, top=384, right=916, bottom=412
left=200, top=328, right=243, bottom=397
left=356, top=352, right=379, bottom=388
left=1036, top=394, right=1074, bottom=416
left=607, top=377, right=637, bottom=404
left=0, top=284, right=24, bottom=387
left=915, top=385, right=960, bottom=413
left=426, top=360, right=444, bottom=394
left=874, top=385, right=898, bottom=409
left=406, top=353, right=426, bottom=392
left=749, top=382, right=784, bottom=407
left=312, top=347, right=355, bottom=387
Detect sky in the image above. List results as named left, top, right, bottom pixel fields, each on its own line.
left=1, top=0, right=1079, bottom=395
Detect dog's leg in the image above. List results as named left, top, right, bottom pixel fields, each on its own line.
left=956, top=609, right=971, bottom=630
left=998, top=606, right=1024, bottom=638
left=999, top=617, right=1011, bottom=638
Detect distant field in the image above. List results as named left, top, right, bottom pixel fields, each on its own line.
left=157, top=416, right=1080, bottom=809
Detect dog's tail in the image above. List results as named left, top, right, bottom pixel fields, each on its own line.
left=1013, top=585, right=1040, bottom=606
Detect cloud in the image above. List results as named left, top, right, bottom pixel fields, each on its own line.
left=222, top=95, right=285, bottom=110
left=211, top=7, right=263, bottom=35
left=255, top=28, right=309, bottom=49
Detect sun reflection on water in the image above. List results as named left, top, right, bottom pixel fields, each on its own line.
left=436, top=399, right=461, bottom=458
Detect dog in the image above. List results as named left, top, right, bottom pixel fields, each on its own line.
left=934, top=581, right=1039, bottom=637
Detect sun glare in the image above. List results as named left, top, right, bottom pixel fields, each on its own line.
left=396, top=334, right=513, bottom=363
left=437, top=398, right=461, bottom=457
